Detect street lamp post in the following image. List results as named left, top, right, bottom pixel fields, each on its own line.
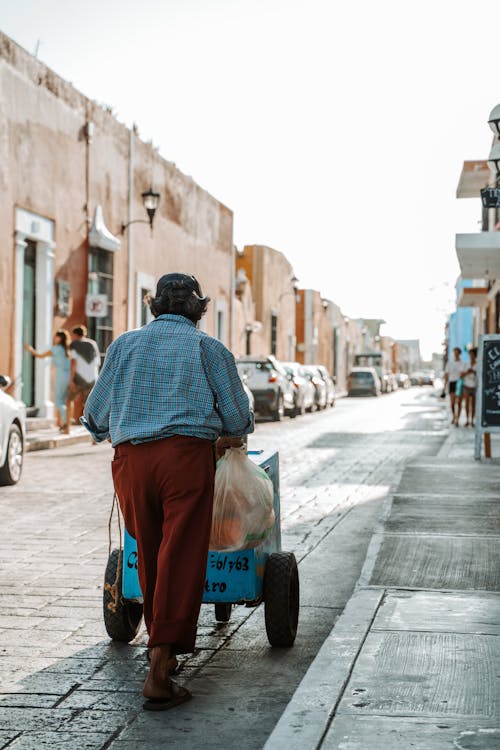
left=123, top=176, right=161, bottom=330
left=122, top=187, right=161, bottom=234
left=245, top=323, right=252, bottom=355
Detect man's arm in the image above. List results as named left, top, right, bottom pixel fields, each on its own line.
left=201, top=339, right=254, bottom=437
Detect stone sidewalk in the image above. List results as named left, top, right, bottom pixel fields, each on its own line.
left=265, top=427, right=500, bottom=749
left=25, top=417, right=91, bottom=452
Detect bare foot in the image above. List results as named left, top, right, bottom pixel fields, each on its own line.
left=146, top=648, right=178, bottom=672
left=143, top=645, right=177, bottom=699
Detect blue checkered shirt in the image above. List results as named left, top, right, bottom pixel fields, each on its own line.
left=81, top=314, right=254, bottom=446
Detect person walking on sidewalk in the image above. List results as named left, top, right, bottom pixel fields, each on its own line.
left=24, top=330, right=72, bottom=431
left=444, top=347, right=465, bottom=426
left=81, top=273, right=254, bottom=711
left=66, top=325, right=100, bottom=434
left=461, top=347, right=478, bottom=427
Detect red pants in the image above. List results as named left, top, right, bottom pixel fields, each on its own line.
left=111, top=436, right=215, bottom=653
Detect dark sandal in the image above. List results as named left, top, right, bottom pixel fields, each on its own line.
left=143, top=683, right=192, bottom=712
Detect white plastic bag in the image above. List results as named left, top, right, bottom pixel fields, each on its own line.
left=209, top=447, right=275, bottom=552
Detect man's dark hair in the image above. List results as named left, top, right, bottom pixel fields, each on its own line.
left=148, top=274, right=210, bottom=323
left=72, top=325, right=87, bottom=337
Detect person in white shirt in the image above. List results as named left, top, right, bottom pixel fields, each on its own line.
left=65, top=325, right=100, bottom=434
left=444, top=347, right=465, bottom=426
left=461, top=347, right=478, bottom=427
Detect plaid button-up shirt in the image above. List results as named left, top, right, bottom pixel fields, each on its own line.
left=81, top=314, right=254, bottom=446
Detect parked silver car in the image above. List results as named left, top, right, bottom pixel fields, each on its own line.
left=236, top=355, right=295, bottom=420
left=281, top=362, right=316, bottom=415
left=316, top=365, right=336, bottom=407
left=0, top=376, right=26, bottom=485
left=301, top=365, right=328, bottom=409
left=395, top=372, right=410, bottom=389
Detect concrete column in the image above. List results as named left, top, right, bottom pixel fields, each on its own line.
left=35, top=241, right=56, bottom=418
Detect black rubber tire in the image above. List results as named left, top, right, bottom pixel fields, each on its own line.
left=264, top=552, right=299, bottom=647
left=271, top=394, right=284, bottom=422
left=214, top=603, right=232, bottom=622
left=103, top=549, right=143, bottom=642
left=0, top=424, right=23, bottom=486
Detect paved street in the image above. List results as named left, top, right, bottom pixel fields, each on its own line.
left=0, top=388, right=447, bottom=749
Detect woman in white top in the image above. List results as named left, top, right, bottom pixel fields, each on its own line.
left=461, top=347, right=477, bottom=427
left=444, top=347, right=465, bottom=426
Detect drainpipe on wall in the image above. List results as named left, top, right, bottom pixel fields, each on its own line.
left=305, top=290, right=312, bottom=364
left=127, top=127, right=135, bottom=331
left=229, top=243, right=236, bottom=351
left=84, top=116, right=93, bottom=328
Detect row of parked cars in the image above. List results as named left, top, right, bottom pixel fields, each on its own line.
left=347, top=368, right=434, bottom=397
left=237, top=355, right=336, bottom=421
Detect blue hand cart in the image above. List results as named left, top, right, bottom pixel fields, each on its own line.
left=103, top=450, right=299, bottom=647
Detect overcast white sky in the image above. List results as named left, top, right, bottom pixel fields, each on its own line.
left=1, top=0, right=498, bottom=358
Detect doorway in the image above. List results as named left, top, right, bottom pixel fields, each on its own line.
left=21, top=240, right=37, bottom=410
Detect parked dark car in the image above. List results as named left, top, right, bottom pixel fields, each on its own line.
left=420, top=370, right=435, bottom=386
left=236, top=355, right=295, bottom=420
left=347, top=367, right=381, bottom=397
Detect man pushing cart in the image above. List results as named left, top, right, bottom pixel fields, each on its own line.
left=82, top=273, right=255, bottom=711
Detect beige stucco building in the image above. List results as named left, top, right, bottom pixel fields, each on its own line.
left=235, top=245, right=297, bottom=361
left=0, top=32, right=233, bottom=416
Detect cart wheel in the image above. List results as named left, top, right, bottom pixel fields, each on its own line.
left=264, top=552, right=299, bottom=647
left=103, top=549, right=143, bottom=642
left=214, top=603, right=232, bottom=622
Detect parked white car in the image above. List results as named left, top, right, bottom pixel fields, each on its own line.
left=236, top=355, right=295, bottom=420
left=0, top=376, right=26, bottom=485
left=316, top=365, right=336, bottom=407
left=281, top=362, right=316, bottom=415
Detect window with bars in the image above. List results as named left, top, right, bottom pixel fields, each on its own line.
left=87, top=247, right=114, bottom=362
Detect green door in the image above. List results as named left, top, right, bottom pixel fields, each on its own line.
left=21, top=241, right=37, bottom=408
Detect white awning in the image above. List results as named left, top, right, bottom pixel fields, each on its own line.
left=457, top=286, right=489, bottom=307
left=455, top=232, right=500, bottom=279
left=88, top=205, right=121, bottom=252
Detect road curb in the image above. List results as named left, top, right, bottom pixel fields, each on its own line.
left=26, top=430, right=91, bottom=452
left=263, top=587, right=384, bottom=750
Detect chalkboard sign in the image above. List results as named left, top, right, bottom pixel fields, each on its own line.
left=481, top=338, right=500, bottom=427
left=475, top=335, right=500, bottom=459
